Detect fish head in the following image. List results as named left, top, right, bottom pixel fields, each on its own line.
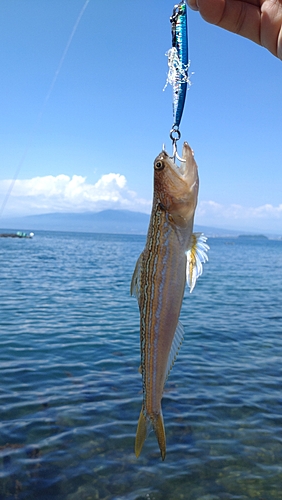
left=153, top=142, right=199, bottom=227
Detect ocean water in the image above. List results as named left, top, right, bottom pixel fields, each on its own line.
left=0, top=231, right=282, bottom=500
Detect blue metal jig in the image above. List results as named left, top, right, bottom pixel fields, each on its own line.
left=164, top=1, right=190, bottom=161
left=170, top=0, right=189, bottom=130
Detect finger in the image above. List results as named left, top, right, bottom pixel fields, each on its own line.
left=261, top=0, right=282, bottom=59
left=193, top=0, right=228, bottom=24
left=187, top=0, right=282, bottom=60
left=192, top=0, right=261, bottom=45
left=187, top=0, right=199, bottom=11
left=217, top=0, right=261, bottom=44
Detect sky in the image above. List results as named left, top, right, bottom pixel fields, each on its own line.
left=0, top=0, right=281, bottom=233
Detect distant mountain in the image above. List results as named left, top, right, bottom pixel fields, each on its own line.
left=0, top=209, right=263, bottom=237
left=0, top=210, right=150, bottom=234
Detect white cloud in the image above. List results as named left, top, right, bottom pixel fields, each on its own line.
left=0, top=174, right=281, bottom=233
left=0, top=173, right=151, bottom=217
left=196, top=200, right=282, bottom=232
left=198, top=200, right=282, bottom=219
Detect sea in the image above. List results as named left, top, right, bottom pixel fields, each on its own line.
left=0, top=230, right=282, bottom=500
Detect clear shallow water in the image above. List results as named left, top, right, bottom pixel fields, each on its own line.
left=0, top=231, right=282, bottom=500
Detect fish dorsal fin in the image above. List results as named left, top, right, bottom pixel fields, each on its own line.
left=185, top=233, right=209, bottom=293
left=165, top=320, right=185, bottom=382
left=130, top=252, right=143, bottom=304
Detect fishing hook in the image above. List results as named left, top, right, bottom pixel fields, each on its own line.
left=170, top=127, right=185, bottom=162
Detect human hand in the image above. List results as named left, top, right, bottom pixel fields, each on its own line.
left=187, top=0, right=282, bottom=60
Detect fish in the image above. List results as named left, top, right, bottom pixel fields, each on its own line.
left=165, top=1, right=190, bottom=129
left=131, top=142, right=209, bottom=460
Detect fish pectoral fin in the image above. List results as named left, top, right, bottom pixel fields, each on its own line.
left=135, top=409, right=166, bottom=461
left=165, top=321, right=184, bottom=382
left=185, top=232, right=209, bottom=293
left=130, top=252, right=143, bottom=303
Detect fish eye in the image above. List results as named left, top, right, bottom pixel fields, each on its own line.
left=154, top=160, right=164, bottom=171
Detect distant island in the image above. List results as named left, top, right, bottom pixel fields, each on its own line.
left=237, top=234, right=268, bottom=240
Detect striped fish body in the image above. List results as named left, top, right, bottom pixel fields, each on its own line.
left=131, top=143, right=203, bottom=460
left=139, top=203, right=191, bottom=398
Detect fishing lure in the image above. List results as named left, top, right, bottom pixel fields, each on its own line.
left=164, top=1, right=190, bottom=160
left=165, top=1, right=190, bottom=130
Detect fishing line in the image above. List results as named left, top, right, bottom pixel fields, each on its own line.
left=0, top=0, right=90, bottom=218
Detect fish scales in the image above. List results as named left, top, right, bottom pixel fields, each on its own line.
left=131, top=143, right=209, bottom=460
left=140, top=205, right=186, bottom=415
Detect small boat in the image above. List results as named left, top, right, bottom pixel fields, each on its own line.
left=0, top=231, right=34, bottom=239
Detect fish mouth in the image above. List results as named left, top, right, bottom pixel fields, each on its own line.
left=155, top=141, right=199, bottom=219
left=177, top=142, right=195, bottom=176
left=160, top=142, right=196, bottom=179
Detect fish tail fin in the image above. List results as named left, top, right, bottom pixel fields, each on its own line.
left=153, top=411, right=166, bottom=461
left=135, top=408, right=166, bottom=461
left=135, top=408, right=148, bottom=458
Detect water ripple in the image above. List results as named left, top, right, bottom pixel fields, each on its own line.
left=0, top=232, right=282, bottom=499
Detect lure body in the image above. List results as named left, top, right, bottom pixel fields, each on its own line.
left=170, top=0, right=189, bottom=129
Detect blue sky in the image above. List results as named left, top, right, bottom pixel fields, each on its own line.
left=0, top=0, right=281, bottom=233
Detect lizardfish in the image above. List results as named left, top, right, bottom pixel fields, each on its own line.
left=131, top=142, right=209, bottom=460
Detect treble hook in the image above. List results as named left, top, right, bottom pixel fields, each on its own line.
left=169, top=127, right=185, bottom=162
